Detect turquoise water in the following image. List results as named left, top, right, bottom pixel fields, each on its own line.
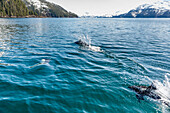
left=0, top=18, right=169, bottom=113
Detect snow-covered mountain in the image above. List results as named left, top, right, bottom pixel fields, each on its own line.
left=22, top=0, right=78, bottom=17
left=115, top=0, right=170, bottom=18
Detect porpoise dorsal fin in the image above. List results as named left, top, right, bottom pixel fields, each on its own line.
left=146, top=83, right=156, bottom=92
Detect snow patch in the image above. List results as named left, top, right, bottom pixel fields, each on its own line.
left=24, top=0, right=48, bottom=9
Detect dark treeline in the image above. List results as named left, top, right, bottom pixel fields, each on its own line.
left=0, top=0, right=78, bottom=18
left=0, top=0, right=29, bottom=17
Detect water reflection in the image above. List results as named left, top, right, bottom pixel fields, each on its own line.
left=0, top=18, right=57, bottom=67
left=0, top=19, right=30, bottom=66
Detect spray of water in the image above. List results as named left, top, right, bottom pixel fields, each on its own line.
left=145, top=74, right=170, bottom=107
left=155, top=74, right=170, bottom=113
left=155, top=74, right=170, bottom=103
left=77, top=34, right=103, bottom=52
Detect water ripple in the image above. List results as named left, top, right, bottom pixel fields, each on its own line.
left=0, top=18, right=169, bottom=112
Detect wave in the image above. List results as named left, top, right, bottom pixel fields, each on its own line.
left=75, top=35, right=170, bottom=110
left=75, top=34, right=148, bottom=81
left=145, top=74, right=170, bottom=109
left=30, top=59, right=50, bottom=68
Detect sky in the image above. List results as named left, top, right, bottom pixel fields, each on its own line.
left=47, top=0, right=163, bottom=16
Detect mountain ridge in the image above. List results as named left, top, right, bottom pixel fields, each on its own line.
left=22, top=0, right=78, bottom=17
left=0, top=0, right=78, bottom=18
left=113, top=0, right=170, bottom=18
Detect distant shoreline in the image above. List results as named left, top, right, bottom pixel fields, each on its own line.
left=81, top=16, right=170, bottom=18
left=0, top=15, right=78, bottom=18
left=1, top=16, right=170, bottom=19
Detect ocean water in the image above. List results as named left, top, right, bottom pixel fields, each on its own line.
left=0, top=18, right=169, bottom=113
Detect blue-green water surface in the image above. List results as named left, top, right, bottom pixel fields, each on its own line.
left=0, top=18, right=169, bottom=113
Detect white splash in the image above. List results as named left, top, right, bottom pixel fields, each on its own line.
left=146, top=74, right=170, bottom=108
left=154, top=74, right=170, bottom=104
left=30, top=59, right=50, bottom=68
left=89, top=45, right=102, bottom=52
left=78, top=34, right=90, bottom=45
left=77, top=35, right=103, bottom=52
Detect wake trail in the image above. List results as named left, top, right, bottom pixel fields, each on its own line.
left=75, top=35, right=147, bottom=74
left=75, top=35, right=170, bottom=109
